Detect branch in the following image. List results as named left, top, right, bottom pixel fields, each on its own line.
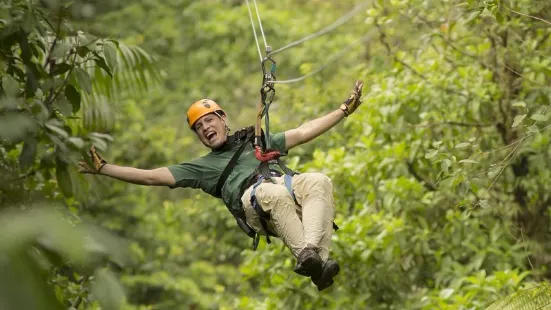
left=7, top=169, right=36, bottom=182
left=44, top=12, right=63, bottom=108
left=375, top=21, right=469, bottom=99
left=503, top=6, right=551, bottom=26
left=406, top=161, right=436, bottom=191
left=44, top=10, right=63, bottom=71
left=534, top=33, right=550, bottom=51
left=46, top=46, right=79, bottom=108
left=409, top=121, right=494, bottom=128
left=70, top=276, right=89, bottom=309
left=400, top=6, right=495, bottom=71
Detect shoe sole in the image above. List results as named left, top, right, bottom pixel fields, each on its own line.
left=315, top=262, right=340, bottom=291
left=294, top=254, right=323, bottom=277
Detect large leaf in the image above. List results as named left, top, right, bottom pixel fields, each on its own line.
left=55, top=159, right=73, bottom=198
left=64, top=83, right=81, bottom=113
left=0, top=207, right=130, bottom=310
left=485, top=284, right=551, bottom=310
left=91, top=269, right=126, bottom=310
left=74, top=67, right=92, bottom=94
left=80, top=41, right=161, bottom=131
left=19, top=138, right=37, bottom=171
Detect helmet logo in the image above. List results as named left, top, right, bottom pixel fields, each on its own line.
left=202, top=99, right=210, bottom=108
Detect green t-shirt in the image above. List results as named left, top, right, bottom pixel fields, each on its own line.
left=167, top=131, right=287, bottom=214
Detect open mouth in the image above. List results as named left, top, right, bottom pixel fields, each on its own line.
left=206, top=131, right=217, bottom=142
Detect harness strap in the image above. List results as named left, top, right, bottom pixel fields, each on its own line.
left=214, top=127, right=254, bottom=198
left=277, top=158, right=296, bottom=176
left=250, top=176, right=274, bottom=248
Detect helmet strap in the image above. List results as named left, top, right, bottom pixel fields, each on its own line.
left=213, top=111, right=231, bottom=136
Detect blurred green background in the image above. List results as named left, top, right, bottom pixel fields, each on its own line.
left=1, top=0, right=551, bottom=309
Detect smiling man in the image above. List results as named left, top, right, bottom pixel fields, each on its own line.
left=79, top=80, right=363, bottom=291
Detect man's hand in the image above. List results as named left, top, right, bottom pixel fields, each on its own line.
left=79, top=146, right=107, bottom=174
left=340, top=80, right=364, bottom=117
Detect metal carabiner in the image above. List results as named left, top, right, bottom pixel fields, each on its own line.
left=255, top=46, right=278, bottom=152
left=261, top=46, right=277, bottom=94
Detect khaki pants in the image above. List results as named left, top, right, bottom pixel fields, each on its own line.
left=240, top=172, right=336, bottom=261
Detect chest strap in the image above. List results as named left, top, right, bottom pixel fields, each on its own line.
left=214, top=127, right=254, bottom=198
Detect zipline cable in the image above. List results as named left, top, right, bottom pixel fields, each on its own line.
left=269, top=1, right=370, bottom=56
left=245, top=0, right=264, bottom=62
left=272, top=32, right=374, bottom=84
left=253, top=0, right=269, bottom=50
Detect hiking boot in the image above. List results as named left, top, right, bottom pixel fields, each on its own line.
left=311, top=259, right=340, bottom=291
left=294, top=246, right=323, bottom=277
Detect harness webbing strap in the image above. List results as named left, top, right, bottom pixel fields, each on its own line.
left=214, top=128, right=254, bottom=198
left=250, top=176, right=273, bottom=247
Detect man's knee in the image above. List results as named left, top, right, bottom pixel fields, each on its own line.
left=301, top=173, right=333, bottom=191
left=255, top=184, right=293, bottom=207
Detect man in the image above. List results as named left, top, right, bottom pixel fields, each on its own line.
left=79, top=80, right=364, bottom=291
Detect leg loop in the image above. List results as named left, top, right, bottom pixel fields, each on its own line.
left=250, top=176, right=273, bottom=246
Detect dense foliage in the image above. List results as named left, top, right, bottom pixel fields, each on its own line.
left=1, top=0, right=550, bottom=309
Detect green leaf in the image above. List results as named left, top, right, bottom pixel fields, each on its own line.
left=455, top=142, right=470, bottom=149
left=512, top=101, right=526, bottom=108
left=51, top=63, right=72, bottom=76
left=94, top=56, right=113, bottom=77
left=45, top=121, right=69, bottom=138
left=512, top=114, right=526, bottom=127
left=0, top=111, right=36, bottom=143
left=55, top=96, right=73, bottom=116
left=103, top=41, right=118, bottom=70
left=530, top=114, right=548, bottom=122
left=425, top=149, right=438, bottom=159
left=55, top=160, right=73, bottom=198
left=2, top=75, right=20, bottom=97
left=441, top=159, right=451, bottom=173
left=478, top=200, right=490, bottom=208
left=77, top=46, right=91, bottom=57
left=19, top=138, right=37, bottom=170
left=74, top=67, right=92, bottom=94
left=68, top=137, right=84, bottom=149
left=495, top=11, right=504, bottom=25
left=91, top=269, right=125, bottom=310
left=527, top=125, right=539, bottom=134
left=65, top=84, right=81, bottom=113
left=19, top=34, right=32, bottom=63
left=25, top=69, right=39, bottom=98
left=459, top=159, right=478, bottom=164
left=440, top=288, right=454, bottom=299
left=51, top=42, right=71, bottom=59
left=464, top=9, right=482, bottom=24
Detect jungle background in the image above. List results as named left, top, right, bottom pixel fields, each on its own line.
left=1, top=0, right=551, bottom=309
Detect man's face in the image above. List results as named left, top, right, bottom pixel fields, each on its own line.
left=194, top=113, right=228, bottom=149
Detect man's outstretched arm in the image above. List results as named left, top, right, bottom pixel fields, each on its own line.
left=79, top=146, right=176, bottom=186
left=284, top=80, right=364, bottom=150
left=98, top=165, right=175, bottom=186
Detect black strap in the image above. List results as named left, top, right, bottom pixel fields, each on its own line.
left=214, top=127, right=254, bottom=198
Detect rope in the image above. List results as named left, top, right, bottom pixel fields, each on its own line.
left=253, top=0, right=269, bottom=50
left=272, top=32, right=373, bottom=84
left=245, top=0, right=263, bottom=62
left=269, top=1, right=370, bottom=56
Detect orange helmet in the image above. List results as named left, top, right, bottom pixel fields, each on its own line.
left=186, top=99, right=225, bottom=129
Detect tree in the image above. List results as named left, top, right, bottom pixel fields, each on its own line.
left=1, top=0, right=159, bottom=308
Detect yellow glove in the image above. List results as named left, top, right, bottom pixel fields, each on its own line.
left=78, top=146, right=107, bottom=174
left=340, top=80, right=364, bottom=117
